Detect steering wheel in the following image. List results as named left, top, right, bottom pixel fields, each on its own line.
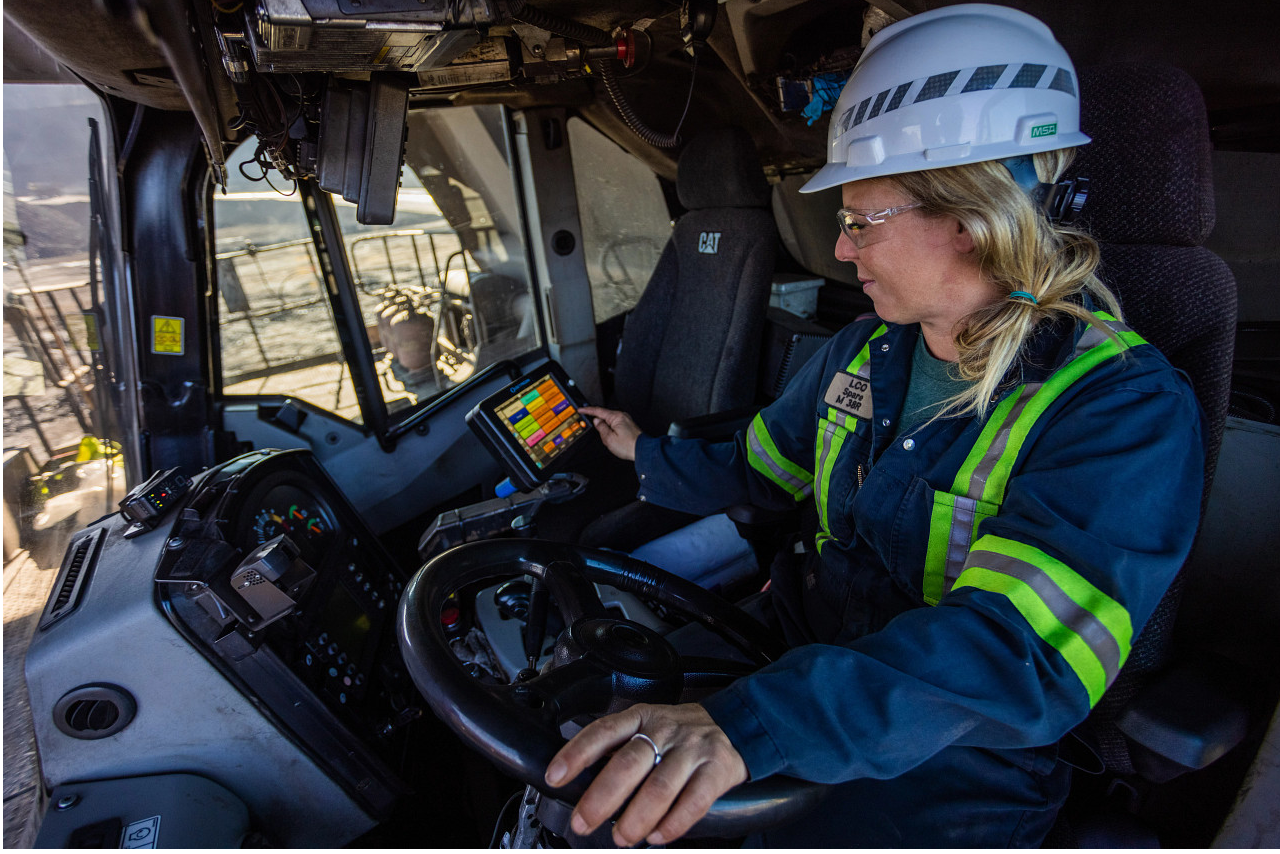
left=397, top=538, right=826, bottom=838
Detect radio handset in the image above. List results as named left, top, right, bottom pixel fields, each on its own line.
left=227, top=535, right=316, bottom=629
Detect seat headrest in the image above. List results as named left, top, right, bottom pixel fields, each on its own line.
left=1068, top=64, right=1215, bottom=246
left=677, top=127, right=771, bottom=211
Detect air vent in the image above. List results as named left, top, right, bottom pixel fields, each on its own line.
left=53, top=684, right=136, bottom=740
left=38, top=528, right=105, bottom=631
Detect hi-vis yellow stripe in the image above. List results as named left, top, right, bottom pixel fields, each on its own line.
left=954, top=535, right=1132, bottom=707
left=813, top=325, right=886, bottom=553
left=923, top=314, right=1147, bottom=603
left=747, top=415, right=813, bottom=499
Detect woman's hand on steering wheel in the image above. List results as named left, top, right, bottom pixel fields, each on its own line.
left=545, top=702, right=749, bottom=847
left=399, top=539, right=822, bottom=837
left=580, top=406, right=643, bottom=462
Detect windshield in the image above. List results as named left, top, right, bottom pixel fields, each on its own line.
left=214, top=104, right=538, bottom=425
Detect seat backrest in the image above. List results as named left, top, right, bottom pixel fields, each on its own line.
left=1066, top=63, right=1237, bottom=495
left=1062, top=63, right=1238, bottom=774
left=612, top=127, right=777, bottom=435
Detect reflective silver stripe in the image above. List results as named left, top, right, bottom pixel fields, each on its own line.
left=748, top=420, right=814, bottom=498
left=967, top=382, right=1041, bottom=500
left=815, top=419, right=842, bottom=529
left=816, top=420, right=838, bottom=477
left=969, top=318, right=1130, bottom=501
left=1074, top=324, right=1108, bottom=358
left=818, top=420, right=840, bottom=468
left=1074, top=319, right=1129, bottom=359
left=943, top=495, right=980, bottom=593
left=967, top=548, right=1123, bottom=683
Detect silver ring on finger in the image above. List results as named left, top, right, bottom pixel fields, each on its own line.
left=629, top=732, right=662, bottom=767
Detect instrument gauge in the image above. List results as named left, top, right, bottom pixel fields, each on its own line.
left=249, top=484, right=335, bottom=554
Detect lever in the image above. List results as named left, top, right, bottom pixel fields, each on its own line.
left=523, top=576, right=550, bottom=671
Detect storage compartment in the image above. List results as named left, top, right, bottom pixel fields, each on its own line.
left=769, top=275, right=824, bottom=319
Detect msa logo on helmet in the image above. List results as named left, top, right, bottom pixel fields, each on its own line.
left=1031, top=122, right=1059, bottom=138
left=698, top=232, right=722, bottom=254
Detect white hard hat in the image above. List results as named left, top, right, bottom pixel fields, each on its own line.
left=800, top=3, right=1090, bottom=193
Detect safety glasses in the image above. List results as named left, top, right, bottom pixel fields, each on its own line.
left=835, top=203, right=922, bottom=247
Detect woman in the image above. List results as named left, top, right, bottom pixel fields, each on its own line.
left=545, top=4, right=1206, bottom=847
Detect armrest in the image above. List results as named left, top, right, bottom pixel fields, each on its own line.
left=725, top=503, right=796, bottom=527
left=667, top=405, right=759, bottom=441
left=1116, top=655, right=1250, bottom=782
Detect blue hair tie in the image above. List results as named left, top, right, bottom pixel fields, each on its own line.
left=1009, top=290, right=1039, bottom=305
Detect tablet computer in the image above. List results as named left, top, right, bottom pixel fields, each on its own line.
left=466, top=363, right=593, bottom=492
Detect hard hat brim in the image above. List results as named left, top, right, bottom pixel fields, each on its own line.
left=799, top=131, right=1092, bottom=194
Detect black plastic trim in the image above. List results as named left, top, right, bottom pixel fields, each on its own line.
left=39, top=528, right=107, bottom=632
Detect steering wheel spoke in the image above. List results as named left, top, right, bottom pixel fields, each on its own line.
left=538, top=558, right=609, bottom=623
left=678, top=656, right=759, bottom=698
left=496, top=658, right=614, bottom=723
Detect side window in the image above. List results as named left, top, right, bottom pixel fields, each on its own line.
left=3, top=83, right=116, bottom=573
left=567, top=118, right=672, bottom=323
left=214, top=143, right=362, bottom=421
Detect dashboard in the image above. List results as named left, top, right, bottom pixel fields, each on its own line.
left=149, top=443, right=669, bottom=822
left=155, top=450, right=416, bottom=817
left=227, top=468, right=406, bottom=710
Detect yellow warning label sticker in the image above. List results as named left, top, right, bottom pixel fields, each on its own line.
left=152, top=316, right=184, bottom=355
left=83, top=313, right=101, bottom=352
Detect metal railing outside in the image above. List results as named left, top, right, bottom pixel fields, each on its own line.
left=348, top=227, right=484, bottom=296
left=3, top=256, right=96, bottom=458
left=215, top=237, right=329, bottom=379
left=214, top=227, right=495, bottom=411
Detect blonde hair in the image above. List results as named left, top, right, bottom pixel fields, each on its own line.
left=888, top=149, right=1123, bottom=420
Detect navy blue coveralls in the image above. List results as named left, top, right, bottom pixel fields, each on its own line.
left=633, top=307, right=1205, bottom=846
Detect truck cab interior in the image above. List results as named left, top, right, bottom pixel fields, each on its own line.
left=4, top=0, right=1279, bottom=847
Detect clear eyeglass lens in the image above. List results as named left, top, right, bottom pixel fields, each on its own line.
left=836, top=204, right=920, bottom=246
left=837, top=210, right=874, bottom=245
left=837, top=211, right=865, bottom=241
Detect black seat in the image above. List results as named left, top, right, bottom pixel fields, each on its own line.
left=1049, top=63, right=1239, bottom=843
left=611, top=126, right=777, bottom=433
left=576, top=127, right=778, bottom=550
left=1069, top=64, right=1236, bottom=499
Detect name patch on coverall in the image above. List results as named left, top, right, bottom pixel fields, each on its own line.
left=823, top=370, right=873, bottom=419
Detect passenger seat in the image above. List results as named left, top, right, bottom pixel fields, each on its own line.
left=575, top=127, right=778, bottom=551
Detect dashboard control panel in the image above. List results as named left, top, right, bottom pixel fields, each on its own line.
left=153, top=450, right=419, bottom=815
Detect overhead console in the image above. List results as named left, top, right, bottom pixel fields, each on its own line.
left=213, top=0, right=504, bottom=224
left=204, top=0, right=663, bottom=223
left=243, top=0, right=500, bottom=75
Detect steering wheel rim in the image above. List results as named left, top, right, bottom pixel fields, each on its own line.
left=397, top=538, right=826, bottom=837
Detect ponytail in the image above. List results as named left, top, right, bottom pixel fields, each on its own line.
left=890, top=150, right=1123, bottom=421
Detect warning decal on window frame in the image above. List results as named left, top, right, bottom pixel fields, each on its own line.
left=151, top=316, right=184, bottom=355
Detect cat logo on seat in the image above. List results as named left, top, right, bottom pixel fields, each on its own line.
left=698, top=232, right=721, bottom=254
